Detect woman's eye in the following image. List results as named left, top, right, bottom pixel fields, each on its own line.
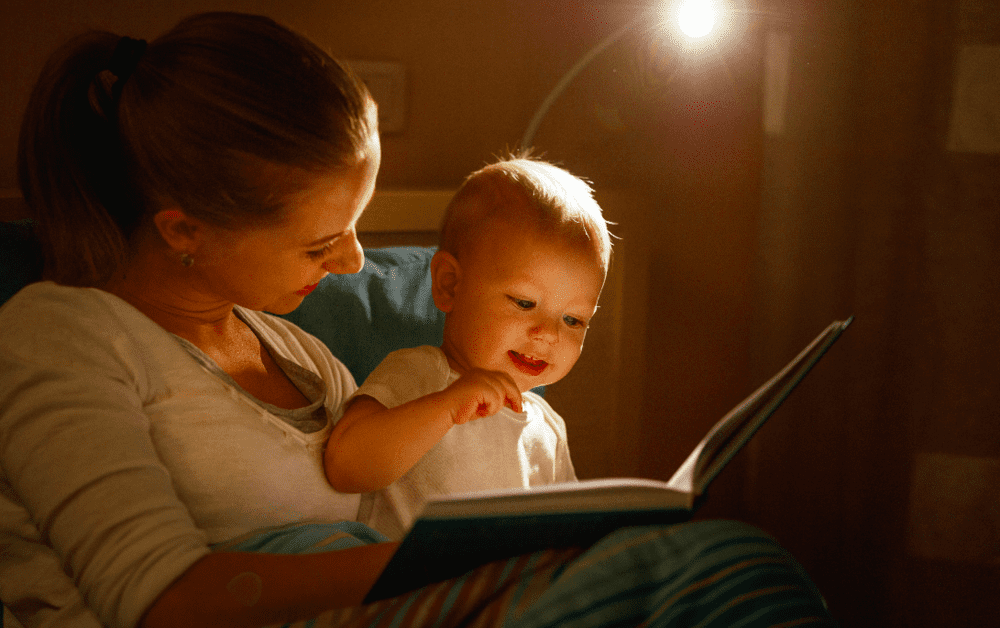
left=306, top=242, right=334, bottom=260
left=507, top=296, right=535, bottom=310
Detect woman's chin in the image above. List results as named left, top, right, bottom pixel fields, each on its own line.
left=261, top=294, right=306, bottom=315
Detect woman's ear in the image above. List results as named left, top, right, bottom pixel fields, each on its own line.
left=152, top=208, right=202, bottom=255
left=430, top=250, right=461, bottom=313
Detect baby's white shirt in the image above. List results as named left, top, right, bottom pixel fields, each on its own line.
left=354, top=346, right=577, bottom=540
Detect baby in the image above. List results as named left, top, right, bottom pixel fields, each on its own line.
left=324, top=155, right=613, bottom=539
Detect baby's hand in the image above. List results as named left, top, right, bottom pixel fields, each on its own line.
left=445, top=369, right=523, bottom=424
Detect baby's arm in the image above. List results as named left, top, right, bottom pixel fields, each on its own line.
left=324, top=369, right=523, bottom=493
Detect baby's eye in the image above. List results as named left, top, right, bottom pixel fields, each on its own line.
left=507, top=296, right=535, bottom=310
left=563, top=315, right=586, bottom=329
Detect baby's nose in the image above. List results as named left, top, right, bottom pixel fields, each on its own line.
left=530, top=319, right=559, bottom=343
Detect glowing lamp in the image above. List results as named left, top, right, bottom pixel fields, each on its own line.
left=677, top=1, right=718, bottom=39
left=521, top=1, right=735, bottom=148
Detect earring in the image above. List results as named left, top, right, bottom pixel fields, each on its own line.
left=180, top=253, right=194, bottom=268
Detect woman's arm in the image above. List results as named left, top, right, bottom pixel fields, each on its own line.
left=140, top=541, right=399, bottom=628
left=324, top=369, right=522, bottom=493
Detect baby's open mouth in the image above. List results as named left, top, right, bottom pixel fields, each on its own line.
left=509, top=350, right=548, bottom=376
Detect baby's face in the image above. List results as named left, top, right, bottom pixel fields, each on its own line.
left=441, top=220, right=605, bottom=393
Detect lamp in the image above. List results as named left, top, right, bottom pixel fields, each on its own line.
left=519, top=0, right=748, bottom=149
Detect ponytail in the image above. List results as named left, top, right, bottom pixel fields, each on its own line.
left=17, top=31, right=138, bottom=286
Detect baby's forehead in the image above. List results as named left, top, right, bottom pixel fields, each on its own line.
left=487, top=211, right=604, bottom=261
left=471, top=219, right=606, bottom=279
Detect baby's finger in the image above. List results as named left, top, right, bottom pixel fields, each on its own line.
left=502, top=394, right=523, bottom=413
left=502, top=381, right=523, bottom=413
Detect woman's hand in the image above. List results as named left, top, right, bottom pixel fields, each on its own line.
left=140, top=542, right=399, bottom=628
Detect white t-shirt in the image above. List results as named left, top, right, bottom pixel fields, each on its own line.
left=355, top=346, right=577, bottom=540
left=0, top=282, right=358, bottom=628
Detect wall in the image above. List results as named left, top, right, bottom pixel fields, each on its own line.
left=744, top=0, right=1000, bottom=625
left=0, top=0, right=637, bottom=192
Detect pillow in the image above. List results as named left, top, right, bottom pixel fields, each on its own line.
left=279, top=247, right=445, bottom=386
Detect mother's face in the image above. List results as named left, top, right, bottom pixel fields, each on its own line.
left=195, top=130, right=381, bottom=315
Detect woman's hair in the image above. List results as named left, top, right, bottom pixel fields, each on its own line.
left=439, top=155, right=613, bottom=273
left=17, top=12, right=374, bottom=286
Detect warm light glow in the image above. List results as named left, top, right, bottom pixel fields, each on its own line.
left=677, top=0, right=717, bottom=39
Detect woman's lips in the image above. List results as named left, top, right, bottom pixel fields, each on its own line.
left=295, top=282, right=320, bottom=296
left=508, top=350, right=548, bottom=376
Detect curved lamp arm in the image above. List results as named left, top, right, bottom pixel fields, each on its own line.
left=520, top=11, right=651, bottom=150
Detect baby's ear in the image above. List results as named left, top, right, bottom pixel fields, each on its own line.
left=430, top=250, right=461, bottom=313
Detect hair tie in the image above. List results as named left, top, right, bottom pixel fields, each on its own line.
left=109, top=36, right=147, bottom=101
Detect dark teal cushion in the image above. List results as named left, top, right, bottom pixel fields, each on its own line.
left=279, top=247, right=445, bottom=386
left=281, top=248, right=543, bottom=395
left=0, top=220, right=43, bottom=306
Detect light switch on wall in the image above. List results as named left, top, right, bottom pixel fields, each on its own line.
left=345, top=61, right=407, bottom=134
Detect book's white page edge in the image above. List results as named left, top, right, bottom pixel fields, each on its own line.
left=420, top=477, right=692, bottom=518
left=664, top=443, right=704, bottom=492
left=432, top=477, right=673, bottom=502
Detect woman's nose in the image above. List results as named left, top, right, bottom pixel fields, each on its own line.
left=322, top=235, right=365, bottom=275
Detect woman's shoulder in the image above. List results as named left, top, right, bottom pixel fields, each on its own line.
left=0, top=281, right=138, bottom=332
left=2, top=281, right=174, bottom=328
left=0, top=282, right=178, bottom=386
left=2, top=279, right=94, bottom=306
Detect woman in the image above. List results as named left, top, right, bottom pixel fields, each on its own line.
left=0, top=11, right=837, bottom=628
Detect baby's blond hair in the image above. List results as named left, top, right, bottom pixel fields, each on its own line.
left=439, top=156, right=612, bottom=273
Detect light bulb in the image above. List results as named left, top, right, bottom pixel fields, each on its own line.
left=677, top=0, right=717, bottom=39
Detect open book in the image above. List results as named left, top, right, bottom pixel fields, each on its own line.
left=364, top=317, right=853, bottom=603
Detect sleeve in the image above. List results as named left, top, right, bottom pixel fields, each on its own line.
left=0, top=480, right=104, bottom=627
left=353, top=346, right=451, bottom=410
left=0, top=287, right=210, bottom=628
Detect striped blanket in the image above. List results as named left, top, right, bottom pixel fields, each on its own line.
left=214, top=519, right=837, bottom=628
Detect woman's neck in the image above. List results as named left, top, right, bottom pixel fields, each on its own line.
left=102, top=246, right=241, bottom=350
